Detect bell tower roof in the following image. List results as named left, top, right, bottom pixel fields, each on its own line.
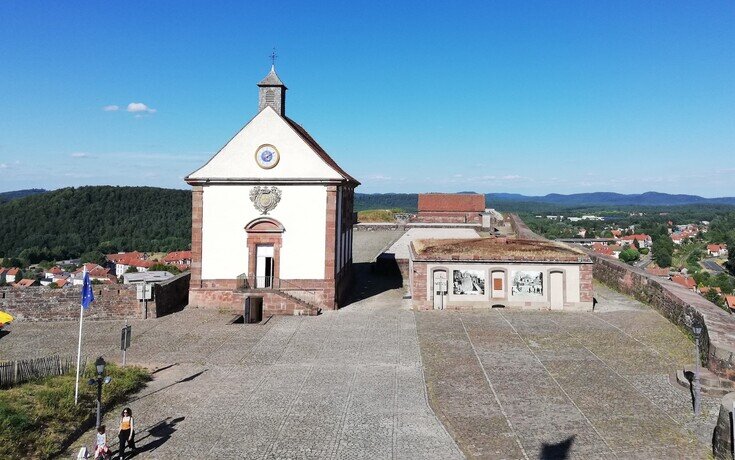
left=258, top=65, right=287, bottom=88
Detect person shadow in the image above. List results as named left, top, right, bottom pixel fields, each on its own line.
left=125, top=416, right=185, bottom=458
left=540, top=435, right=575, bottom=460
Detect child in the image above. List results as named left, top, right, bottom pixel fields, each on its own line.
left=94, top=425, right=110, bottom=460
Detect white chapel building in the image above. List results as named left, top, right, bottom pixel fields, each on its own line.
left=185, top=66, right=359, bottom=315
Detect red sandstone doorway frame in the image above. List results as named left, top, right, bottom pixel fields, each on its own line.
left=245, top=218, right=284, bottom=285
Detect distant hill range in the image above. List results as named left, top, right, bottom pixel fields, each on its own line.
left=355, top=191, right=735, bottom=211
left=488, top=192, right=735, bottom=206
left=1, top=186, right=733, bottom=261
left=0, top=188, right=46, bottom=203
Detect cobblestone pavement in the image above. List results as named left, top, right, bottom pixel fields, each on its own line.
left=416, top=282, right=719, bottom=459
left=0, top=267, right=461, bottom=459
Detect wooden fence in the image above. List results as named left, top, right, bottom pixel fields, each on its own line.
left=0, top=355, right=84, bottom=388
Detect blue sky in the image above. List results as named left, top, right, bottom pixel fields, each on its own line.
left=1, top=1, right=733, bottom=196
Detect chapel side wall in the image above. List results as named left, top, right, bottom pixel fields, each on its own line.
left=200, top=184, right=327, bottom=281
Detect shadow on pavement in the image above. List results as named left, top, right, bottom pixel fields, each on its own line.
left=342, top=262, right=402, bottom=307
left=0, top=330, right=9, bottom=341
left=540, top=435, right=575, bottom=460
left=129, top=370, right=206, bottom=403
left=124, top=416, right=185, bottom=458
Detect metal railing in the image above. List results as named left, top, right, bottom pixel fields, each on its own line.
left=236, top=274, right=319, bottom=307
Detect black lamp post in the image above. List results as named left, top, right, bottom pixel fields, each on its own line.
left=88, top=356, right=112, bottom=428
left=692, top=326, right=702, bottom=416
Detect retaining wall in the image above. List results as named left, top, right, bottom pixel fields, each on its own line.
left=587, top=250, right=735, bottom=380
left=0, top=272, right=191, bottom=321
left=713, top=392, right=735, bottom=459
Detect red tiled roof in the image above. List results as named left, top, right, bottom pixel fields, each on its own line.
left=163, top=251, right=192, bottom=263
left=671, top=275, right=696, bottom=290
left=708, top=244, right=726, bottom=252
left=55, top=279, right=68, bottom=287
left=107, top=251, right=143, bottom=263
left=620, top=234, right=651, bottom=241
left=726, top=295, right=735, bottom=310
left=417, top=194, right=485, bottom=212
left=6, top=267, right=19, bottom=276
left=14, top=279, right=36, bottom=288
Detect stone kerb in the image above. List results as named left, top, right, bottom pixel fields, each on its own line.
left=584, top=248, right=735, bottom=381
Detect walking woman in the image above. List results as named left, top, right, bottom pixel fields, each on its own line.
left=117, top=407, right=136, bottom=459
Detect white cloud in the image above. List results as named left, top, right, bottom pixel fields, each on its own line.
left=500, top=175, right=524, bottom=180
left=127, top=102, right=156, bottom=114
left=102, top=105, right=119, bottom=112
left=70, top=152, right=90, bottom=158
left=0, top=163, right=8, bottom=169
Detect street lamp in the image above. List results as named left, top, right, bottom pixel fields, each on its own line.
left=692, top=326, right=702, bottom=417
left=88, top=356, right=112, bottom=428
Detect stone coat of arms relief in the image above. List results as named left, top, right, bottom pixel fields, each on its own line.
left=250, top=186, right=282, bottom=214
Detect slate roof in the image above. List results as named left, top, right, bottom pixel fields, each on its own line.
left=418, top=194, right=485, bottom=212
left=258, top=66, right=286, bottom=87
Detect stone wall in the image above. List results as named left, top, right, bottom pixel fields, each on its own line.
left=413, top=212, right=481, bottom=224
left=1, top=273, right=192, bottom=321
left=189, top=288, right=318, bottom=316
left=587, top=250, right=735, bottom=380
left=152, top=272, right=190, bottom=317
left=713, top=392, right=735, bottom=459
left=0, top=285, right=140, bottom=321
left=508, top=213, right=546, bottom=240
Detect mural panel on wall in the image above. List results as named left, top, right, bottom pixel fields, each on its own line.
left=511, top=271, right=544, bottom=297
left=453, top=269, right=485, bottom=295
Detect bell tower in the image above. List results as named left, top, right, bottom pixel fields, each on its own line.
left=257, top=65, right=287, bottom=116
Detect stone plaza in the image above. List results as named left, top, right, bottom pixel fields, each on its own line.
left=0, top=231, right=720, bottom=459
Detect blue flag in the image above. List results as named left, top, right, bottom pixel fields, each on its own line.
left=81, top=271, right=94, bottom=309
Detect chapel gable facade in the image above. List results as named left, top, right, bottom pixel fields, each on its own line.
left=185, top=66, right=359, bottom=316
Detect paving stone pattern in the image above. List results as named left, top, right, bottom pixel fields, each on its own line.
left=416, top=283, right=719, bottom=459
left=1, top=268, right=460, bottom=459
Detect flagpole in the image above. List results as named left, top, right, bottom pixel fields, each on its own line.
left=74, top=266, right=86, bottom=405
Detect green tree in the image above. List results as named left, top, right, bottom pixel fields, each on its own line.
left=704, top=289, right=725, bottom=308
left=619, top=248, right=640, bottom=264
left=80, top=251, right=105, bottom=265
left=125, top=266, right=139, bottom=274
left=652, top=238, right=673, bottom=268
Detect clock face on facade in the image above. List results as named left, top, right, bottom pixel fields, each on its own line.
left=255, top=144, right=280, bottom=169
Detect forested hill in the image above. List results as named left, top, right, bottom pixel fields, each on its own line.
left=0, top=186, right=190, bottom=263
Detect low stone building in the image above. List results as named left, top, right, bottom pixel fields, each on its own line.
left=408, top=237, right=593, bottom=311
left=414, top=193, right=485, bottom=224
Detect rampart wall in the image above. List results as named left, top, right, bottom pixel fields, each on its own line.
left=0, top=272, right=191, bottom=321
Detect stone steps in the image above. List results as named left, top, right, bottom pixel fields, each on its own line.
left=675, top=366, right=735, bottom=396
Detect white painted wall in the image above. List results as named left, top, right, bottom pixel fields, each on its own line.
left=423, top=263, right=581, bottom=303
left=189, top=107, right=344, bottom=181
left=201, top=184, right=327, bottom=280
